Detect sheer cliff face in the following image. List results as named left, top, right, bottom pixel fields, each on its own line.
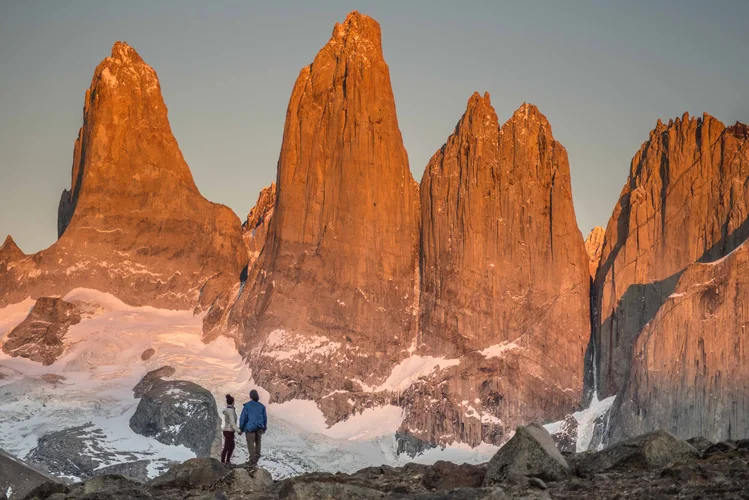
left=407, top=94, right=590, bottom=447
left=231, top=12, right=421, bottom=398
left=585, top=227, right=605, bottom=279
left=0, top=42, right=246, bottom=311
left=610, top=238, right=749, bottom=443
left=242, top=183, right=276, bottom=268
left=591, top=115, right=749, bottom=400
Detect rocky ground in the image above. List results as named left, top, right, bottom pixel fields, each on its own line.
left=9, top=424, right=749, bottom=500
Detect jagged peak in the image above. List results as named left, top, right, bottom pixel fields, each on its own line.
left=244, top=183, right=277, bottom=232
left=0, top=235, right=23, bottom=258
left=501, top=102, right=553, bottom=137
left=456, top=91, right=498, bottom=137
left=325, top=11, right=382, bottom=57
left=649, top=112, right=726, bottom=141
left=92, top=41, right=158, bottom=92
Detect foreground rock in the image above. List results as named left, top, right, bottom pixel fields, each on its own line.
left=16, top=429, right=749, bottom=499
left=129, top=380, right=218, bottom=457
left=484, top=424, right=569, bottom=485
left=0, top=41, right=246, bottom=312
left=571, top=430, right=698, bottom=476
left=1, top=298, right=82, bottom=365
left=0, top=450, right=61, bottom=500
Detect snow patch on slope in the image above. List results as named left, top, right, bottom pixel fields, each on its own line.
left=375, top=355, right=460, bottom=392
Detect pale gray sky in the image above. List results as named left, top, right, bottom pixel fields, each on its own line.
left=1, top=1, right=747, bottom=253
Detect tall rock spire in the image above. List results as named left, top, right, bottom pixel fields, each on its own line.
left=0, top=42, right=246, bottom=311
left=405, top=95, right=590, bottom=447
left=228, top=11, right=420, bottom=400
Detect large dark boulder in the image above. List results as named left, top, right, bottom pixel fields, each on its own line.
left=129, top=380, right=218, bottom=457
left=132, top=366, right=176, bottom=398
left=0, top=450, right=62, bottom=500
left=26, top=425, right=104, bottom=479
left=484, top=423, right=569, bottom=485
left=573, top=430, right=699, bottom=475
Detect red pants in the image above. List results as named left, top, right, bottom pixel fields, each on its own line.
left=221, top=431, right=235, bottom=464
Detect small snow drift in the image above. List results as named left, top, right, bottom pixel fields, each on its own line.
left=129, top=380, right=218, bottom=457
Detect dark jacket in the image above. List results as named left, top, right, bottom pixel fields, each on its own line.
left=239, top=400, right=267, bottom=433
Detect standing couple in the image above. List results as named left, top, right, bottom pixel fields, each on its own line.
left=221, top=389, right=267, bottom=465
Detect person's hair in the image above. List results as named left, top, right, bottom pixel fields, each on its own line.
left=249, top=389, right=259, bottom=402
left=225, top=394, right=234, bottom=406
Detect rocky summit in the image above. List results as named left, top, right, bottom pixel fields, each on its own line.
left=0, top=42, right=246, bottom=311
left=583, top=227, right=604, bottom=279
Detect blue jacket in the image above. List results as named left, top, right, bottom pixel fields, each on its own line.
left=239, top=400, right=267, bottom=433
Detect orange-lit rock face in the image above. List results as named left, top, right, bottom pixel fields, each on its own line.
left=591, top=115, right=749, bottom=400
left=242, top=183, right=276, bottom=268
left=585, top=227, right=605, bottom=279
left=0, top=42, right=246, bottom=310
left=611, top=237, right=749, bottom=442
left=228, top=12, right=421, bottom=398
left=409, top=93, right=590, bottom=447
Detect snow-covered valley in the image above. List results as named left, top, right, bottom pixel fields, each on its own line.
left=0, top=289, right=504, bottom=482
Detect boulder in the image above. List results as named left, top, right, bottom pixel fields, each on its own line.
left=484, top=423, right=569, bottom=485
left=0, top=450, right=62, bottom=500
left=129, top=380, right=219, bottom=457
left=80, top=475, right=145, bottom=496
left=92, top=461, right=150, bottom=483
left=279, top=481, right=387, bottom=499
left=149, top=458, right=227, bottom=490
left=132, top=366, right=176, bottom=398
left=551, top=415, right=578, bottom=454
left=574, top=430, right=699, bottom=475
left=686, top=437, right=714, bottom=454
left=210, top=467, right=272, bottom=494
left=140, top=349, right=155, bottom=361
left=421, top=461, right=486, bottom=490
left=1, top=298, right=81, bottom=365
left=408, top=488, right=509, bottom=500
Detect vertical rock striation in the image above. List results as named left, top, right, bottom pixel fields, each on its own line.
left=229, top=12, right=421, bottom=400
left=589, top=115, right=749, bottom=402
left=0, top=42, right=246, bottom=310
left=609, top=238, right=749, bottom=442
left=403, top=94, right=590, bottom=447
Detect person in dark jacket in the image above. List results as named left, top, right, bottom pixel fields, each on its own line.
left=239, top=389, right=267, bottom=464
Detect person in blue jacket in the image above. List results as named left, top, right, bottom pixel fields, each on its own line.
left=239, top=389, right=267, bottom=464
